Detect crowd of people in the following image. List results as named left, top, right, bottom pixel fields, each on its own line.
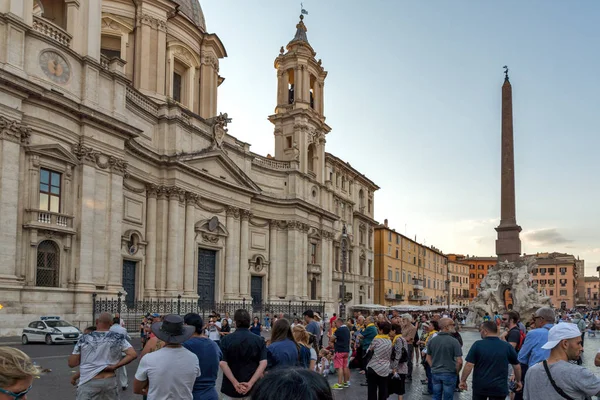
left=5, top=307, right=600, bottom=399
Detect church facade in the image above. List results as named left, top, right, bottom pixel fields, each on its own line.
left=0, top=0, right=378, bottom=334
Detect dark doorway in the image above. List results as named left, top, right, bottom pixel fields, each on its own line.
left=251, top=276, right=263, bottom=307
left=197, top=249, right=217, bottom=303
left=310, top=278, right=317, bottom=300
left=122, top=260, right=137, bottom=307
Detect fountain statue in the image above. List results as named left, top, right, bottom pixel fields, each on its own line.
left=468, top=256, right=552, bottom=325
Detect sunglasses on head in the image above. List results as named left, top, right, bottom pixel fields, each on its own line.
left=0, top=385, right=33, bottom=399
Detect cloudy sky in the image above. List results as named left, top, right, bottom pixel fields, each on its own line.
left=202, top=1, right=600, bottom=275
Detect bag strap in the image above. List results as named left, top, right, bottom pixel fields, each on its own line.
left=542, top=360, right=574, bottom=400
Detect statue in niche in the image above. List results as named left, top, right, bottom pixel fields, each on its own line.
left=292, top=141, right=300, bottom=161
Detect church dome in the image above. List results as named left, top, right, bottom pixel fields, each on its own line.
left=172, top=0, right=206, bottom=31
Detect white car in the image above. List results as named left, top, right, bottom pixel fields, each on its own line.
left=21, top=316, right=81, bottom=345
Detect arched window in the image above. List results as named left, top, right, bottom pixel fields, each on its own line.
left=36, top=0, right=67, bottom=29
left=307, top=143, right=315, bottom=173
left=36, top=240, right=59, bottom=287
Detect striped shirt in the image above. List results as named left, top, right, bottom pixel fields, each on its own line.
left=367, top=337, right=392, bottom=377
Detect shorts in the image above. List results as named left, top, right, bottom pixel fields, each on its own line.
left=334, top=352, right=349, bottom=369
left=76, top=376, right=118, bottom=400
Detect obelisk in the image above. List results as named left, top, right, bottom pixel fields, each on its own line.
left=495, top=66, right=522, bottom=263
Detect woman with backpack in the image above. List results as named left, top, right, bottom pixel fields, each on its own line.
left=389, top=323, right=408, bottom=400
left=293, top=325, right=317, bottom=370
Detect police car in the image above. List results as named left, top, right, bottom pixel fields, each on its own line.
left=21, top=316, right=81, bottom=345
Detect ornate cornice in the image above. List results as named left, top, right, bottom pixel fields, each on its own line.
left=72, top=142, right=128, bottom=176
left=249, top=218, right=270, bottom=228
left=0, top=116, right=31, bottom=144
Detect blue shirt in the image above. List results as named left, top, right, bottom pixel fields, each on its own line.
left=183, top=337, right=222, bottom=400
left=250, top=323, right=262, bottom=336
left=466, top=336, right=518, bottom=397
left=517, top=323, right=553, bottom=367
left=267, top=339, right=298, bottom=370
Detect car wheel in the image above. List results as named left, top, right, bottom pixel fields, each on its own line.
left=45, top=334, right=53, bottom=345
left=21, top=335, right=29, bottom=345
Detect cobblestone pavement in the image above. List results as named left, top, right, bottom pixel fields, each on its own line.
left=6, top=330, right=600, bottom=399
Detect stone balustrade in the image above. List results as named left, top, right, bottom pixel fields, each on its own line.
left=27, top=209, right=74, bottom=229
left=126, top=86, right=159, bottom=115
left=32, top=16, right=71, bottom=47
left=252, top=155, right=291, bottom=170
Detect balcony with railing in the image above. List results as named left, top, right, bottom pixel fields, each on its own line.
left=32, top=16, right=72, bottom=47
left=412, top=279, right=424, bottom=290
left=24, top=209, right=76, bottom=234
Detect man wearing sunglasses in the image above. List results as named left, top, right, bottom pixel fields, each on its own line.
left=0, top=347, right=39, bottom=400
left=514, top=307, right=555, bottom=400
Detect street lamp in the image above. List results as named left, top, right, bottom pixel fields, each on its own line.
left=339, top=224, right=348, bottom=319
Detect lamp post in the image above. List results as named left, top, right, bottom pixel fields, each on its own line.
left=339, top=224, right=348, bottom=319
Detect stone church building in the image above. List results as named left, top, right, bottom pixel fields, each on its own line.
left=0, top=0, right=378, bottom=334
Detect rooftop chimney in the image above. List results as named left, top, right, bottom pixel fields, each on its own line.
left=384, top=219, right=388, bottom=228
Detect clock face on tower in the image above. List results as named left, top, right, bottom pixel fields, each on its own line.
left=39, top=50, right=71, bottom=85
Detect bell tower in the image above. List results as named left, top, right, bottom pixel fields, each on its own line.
left=269, top=14, right=330, bottom=183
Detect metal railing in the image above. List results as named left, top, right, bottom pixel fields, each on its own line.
left=92, top=293, right=325, bottom=333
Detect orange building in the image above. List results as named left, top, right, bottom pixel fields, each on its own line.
left=447, top=255, right=498, bottom=300
left=531, top=253, right=580, bottom=310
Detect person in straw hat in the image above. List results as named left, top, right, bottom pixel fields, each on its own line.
left=134, top=314, right=200, bottom=400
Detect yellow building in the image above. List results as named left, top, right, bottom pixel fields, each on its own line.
left=448, top=260, right=470, bottom=307
left=374, top=220, right=450, bottom=307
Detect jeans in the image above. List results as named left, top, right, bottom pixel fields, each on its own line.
left=367, top=367, right=388, bottom=400
left=431, top=373, right=456, bottom=400
left=407, top=344, right=414, bottom=377
left=425, top=361, right=433, bottom=393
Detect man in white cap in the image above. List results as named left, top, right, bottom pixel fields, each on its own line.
left=523, top=323, right=600, bottom=400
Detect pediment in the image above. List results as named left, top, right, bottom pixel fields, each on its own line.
left=180, top=150, right=261, bottom=193
left=26, top=143, right=79, bottom=165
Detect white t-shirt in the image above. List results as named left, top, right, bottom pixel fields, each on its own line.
left=109, top=324, right=130, bottom=341
left=72, top=331, right=132, bottom=386
left=310, top=347, right=317, bottom=361
left=135, top=346, right=200, bottom=400
left=205, top=321, right=221, bottom=341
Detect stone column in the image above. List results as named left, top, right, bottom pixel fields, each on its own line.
left=268, top=220, right=278, bottom=299
left=224, top=207, right=240, bottom=297
left=0, top=130, right=22, bottom=282
left=295, top=66, right=302, bottom=102
left=184, top=193, right=197, bottom=295
left=76, top=163, right=96, bottom=287
left=239, top=210, right=251, bottom=298
left=301, top=224, right=309, bottom=298
left=277, top=70, right=285, bottom=106
left=107, top=172, right=123, bottom=289
left=83, top=0, right=102, bottom=60
left=320, top=232, right=330, bottom=302
left=144, top=185, right=157, bottom=296
left=156, top=20, right=167, bottom=96
left=166, top=188, right=180, bottom=293
left=138, top=14, right=152, bottom=91
left=156, top=188, right=168, bottom=293
left=286, top=221, right=300, bottom=298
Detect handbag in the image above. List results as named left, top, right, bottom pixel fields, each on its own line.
left=542, top=360, right=574, bottom=400
left=363, top=348, right=374, bottom=365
